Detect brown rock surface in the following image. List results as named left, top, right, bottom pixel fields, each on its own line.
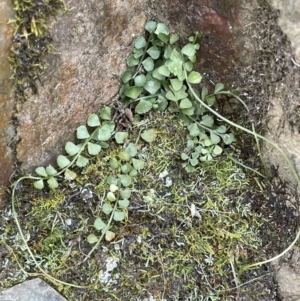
left=15, top=0, right=146, bottom=171
left=148, top=0, right=256, bottom=86
left=0, top=0, right=15, bottom=185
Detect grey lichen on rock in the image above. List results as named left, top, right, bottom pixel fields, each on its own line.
left=273, top=248, right=300, bottom=301
left=0, top=278, right=67, bottom=301
left=267, top=0, right=300, bottom=63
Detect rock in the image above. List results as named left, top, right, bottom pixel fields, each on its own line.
left=264, top=100, right=300, bottom=188
left=273, top=248, right=300, bottom=301
left=15, top=0, right=147, bottom=171
left=0, top=0, right=15, bottom=185
left=148, top=0, right=256, bottom=87
left=0, top=278, right=67, bottom=301
left=266, top=0, right=300, bottom=63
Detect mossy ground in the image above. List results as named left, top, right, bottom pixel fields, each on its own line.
left=9, top=0, right=66, bottom=101
left=0, top=107, right=298, bottom=301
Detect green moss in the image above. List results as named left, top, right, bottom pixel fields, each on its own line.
left=0, top=111, right=272, bottom=300
left=9, top=0, right=66, bottom=101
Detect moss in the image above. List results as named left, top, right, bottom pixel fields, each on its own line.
left=9, top=0, right=67, bottom=101
left=0, top=111, right=281, bottom=300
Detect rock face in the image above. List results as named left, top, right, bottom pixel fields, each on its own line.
left=0, top=0, right=14, bottom=185
left=261, top=0, right=300, bottom=188
left=267, top=0, right=300, bottom=63
left=15, top=0, right=147, bottom=171
left=0, top=278, right=67, bottom=301
left=273, top=248, right=300, bottom=301
left=148, top=0, right=257, bottom=86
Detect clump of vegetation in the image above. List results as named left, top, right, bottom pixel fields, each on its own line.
left=1, top=20, right=299, bottom=301
left=2, top=111, right=268, bottom=300
left=22, top=21, right=238, bottom=193
left=119, top=21, right=236, bottom=172
left=9, top=0, right=66, bottom=100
